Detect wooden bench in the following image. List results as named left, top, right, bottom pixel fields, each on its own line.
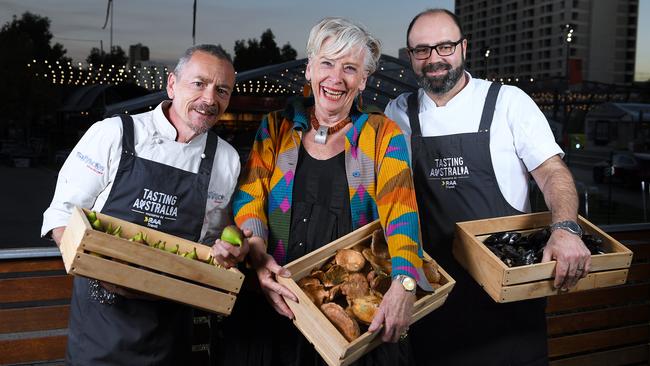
left=547, top=226, right=650, bottom=366
left=0, top=249, right=71, bottom=365
left=0, top=248, right=211, bottom=366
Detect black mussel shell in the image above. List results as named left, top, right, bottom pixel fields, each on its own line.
left=582, top=233, right=605, bottom=254
left=482, top=226, right=606, bottom=267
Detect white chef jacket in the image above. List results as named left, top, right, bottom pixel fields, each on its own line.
left=385, top=72, right=563, bottom=213
left=42, top=101, right=240, bottom=244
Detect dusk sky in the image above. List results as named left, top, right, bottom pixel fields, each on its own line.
left=1, top=0, right=648, bottom=81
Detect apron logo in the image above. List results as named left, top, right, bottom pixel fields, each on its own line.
left=429, top=156, right=469, bottom=180
left=441, top=180, right=457, bottom=188
left=144, top=216, right=162, bottom=228
left=132, top=188, right=179, bottom=228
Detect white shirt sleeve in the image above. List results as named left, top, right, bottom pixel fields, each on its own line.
left=41, top=118, right=122, bottom=236
left=503, top=87, right=564, bottom=172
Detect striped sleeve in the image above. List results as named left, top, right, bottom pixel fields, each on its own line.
left=373, top=117, right=431, bottom=290
left=232, top=113, right=277, bottom=243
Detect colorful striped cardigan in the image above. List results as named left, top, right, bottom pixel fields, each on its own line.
left=233, top=97, right=429, bottom=287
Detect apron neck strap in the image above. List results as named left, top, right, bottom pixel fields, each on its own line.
left=198, top=131, right=218, bottom=176
left=406, top=92, right=422, bottom=137
left=478, top=82, right=502, bottom=133
left=118, top=115, right=135, bottom=156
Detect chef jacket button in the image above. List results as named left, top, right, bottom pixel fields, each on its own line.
left=201, top=153, right=206, bottom=159
left=157, top=138, right=163, bottom=144
left=298, top=242, right=303, bottom=247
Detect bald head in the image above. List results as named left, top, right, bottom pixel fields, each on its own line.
left=406, top=8, right=463, bottom=48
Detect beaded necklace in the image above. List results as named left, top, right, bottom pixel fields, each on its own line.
left=309, top=107, right=351, bottom=144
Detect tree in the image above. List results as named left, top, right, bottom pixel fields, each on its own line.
left=233, top=29, right=297, bottom=71
left=85, top=45, right=128, bottom=66
left=0, top=12, right=70, bottom=138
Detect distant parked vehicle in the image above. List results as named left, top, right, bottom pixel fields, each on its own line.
left=592, top=151, right=650, bottom=184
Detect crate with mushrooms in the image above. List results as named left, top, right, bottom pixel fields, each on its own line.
left=452, top=212, right=633, bottom=303
left=277, top=220, right=455, bottom=366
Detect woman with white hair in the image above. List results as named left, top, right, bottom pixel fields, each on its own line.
left=213, top=17, right=431, bottom=366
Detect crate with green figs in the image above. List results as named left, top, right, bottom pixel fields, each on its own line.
left=60, top=206, right=245, bottom=315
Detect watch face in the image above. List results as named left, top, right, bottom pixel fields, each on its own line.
left=402, top=276, right=416, bottom=291
left=565, top=221, right=581, bottom=233
left=552, top=220, right=583, bottom=236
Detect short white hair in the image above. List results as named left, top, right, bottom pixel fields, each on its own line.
left=306, top=17, right=381, bottom=75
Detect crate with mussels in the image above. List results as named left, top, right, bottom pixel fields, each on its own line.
left=276, top=220, right=455, bottom=366
left=60, top=206, right=244, bottom=315
left=452, top=212, right=633, bottom=303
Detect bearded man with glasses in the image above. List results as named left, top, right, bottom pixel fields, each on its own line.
left=385, top=8, right=590, bottom=366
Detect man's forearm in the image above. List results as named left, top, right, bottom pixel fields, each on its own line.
left=531, top=155, right=578, bottom=222
left=51, top=226, right=66, bottom=248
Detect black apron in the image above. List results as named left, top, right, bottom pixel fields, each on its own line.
left=66, top=115, right=217, bottom=365
left=407, top=84, right=549, bottom=366
left=211, top=144, right=412, bottom=366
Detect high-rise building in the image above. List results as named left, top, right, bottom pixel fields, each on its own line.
left=456, top=0, right=638, bottom=84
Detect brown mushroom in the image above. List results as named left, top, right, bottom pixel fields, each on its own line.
left=310, top=269, right=326, bottom=283
left=341, top=273, right=370, bottom=300
left=422, top=258, right=441, bottom=284
left=362, top=248, right=392, bottom=276
left=321, top=256, right=338, bottom=272
left=371, top=229, right=390, bottom=259
left=323, top=265, right=349, bottom=287
left=297, top=276, right=321, bottom=288
left=335, top=249, right=366, bottom=272
left=369, top=272, right=392, bottom=295
left=350, top=295, right=382, bottom=324
left=301, top=284, right=329, bottom=307
left=321, top=303, right=361, bottom=342
left=328, top=284, right=342, bottom=301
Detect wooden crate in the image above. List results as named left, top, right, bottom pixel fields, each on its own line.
left=277, top=220, right=455, bottom=366
left=60, top=206, right=244, bottom=315
left=452, top=212, right=633, bottom=303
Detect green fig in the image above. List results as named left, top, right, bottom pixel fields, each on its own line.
left=86, top=210, right=97, bottom=223
left=129, top=232, right=145, bottom=244
left=112, top=225, right=122, bottom=237
left=183, top=247, right=198, bottom=260
left=91, top=218, right=103, bottom=231
left=165, top=244, right=179, bottom=254
left=220, top=225, right=243, bottom=246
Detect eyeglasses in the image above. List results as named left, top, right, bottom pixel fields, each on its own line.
left=408, top=38, right=465, bottom=60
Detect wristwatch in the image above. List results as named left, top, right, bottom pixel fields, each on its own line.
left=549, top=220, right=583, bottom=238
left=394, top=274, right=417, bottom=293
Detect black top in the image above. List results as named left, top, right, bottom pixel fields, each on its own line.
left=286, top=144, right=352, bottom=263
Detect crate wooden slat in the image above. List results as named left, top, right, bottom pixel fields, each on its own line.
left=60, top=206, right=244, bottom=315
left=453, top=212, right=633, bottom=303
left=277, top=220, right=455, bottom=366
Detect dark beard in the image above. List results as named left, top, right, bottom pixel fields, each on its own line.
left=416, top=61, right=465, bottom=95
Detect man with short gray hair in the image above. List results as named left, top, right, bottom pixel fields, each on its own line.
left=42, top=44, right=248, bottom=364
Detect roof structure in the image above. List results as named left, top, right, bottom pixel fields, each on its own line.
left=103, top=54, right=418, bottom=117
left=586, top=102, right=650, bottom=122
